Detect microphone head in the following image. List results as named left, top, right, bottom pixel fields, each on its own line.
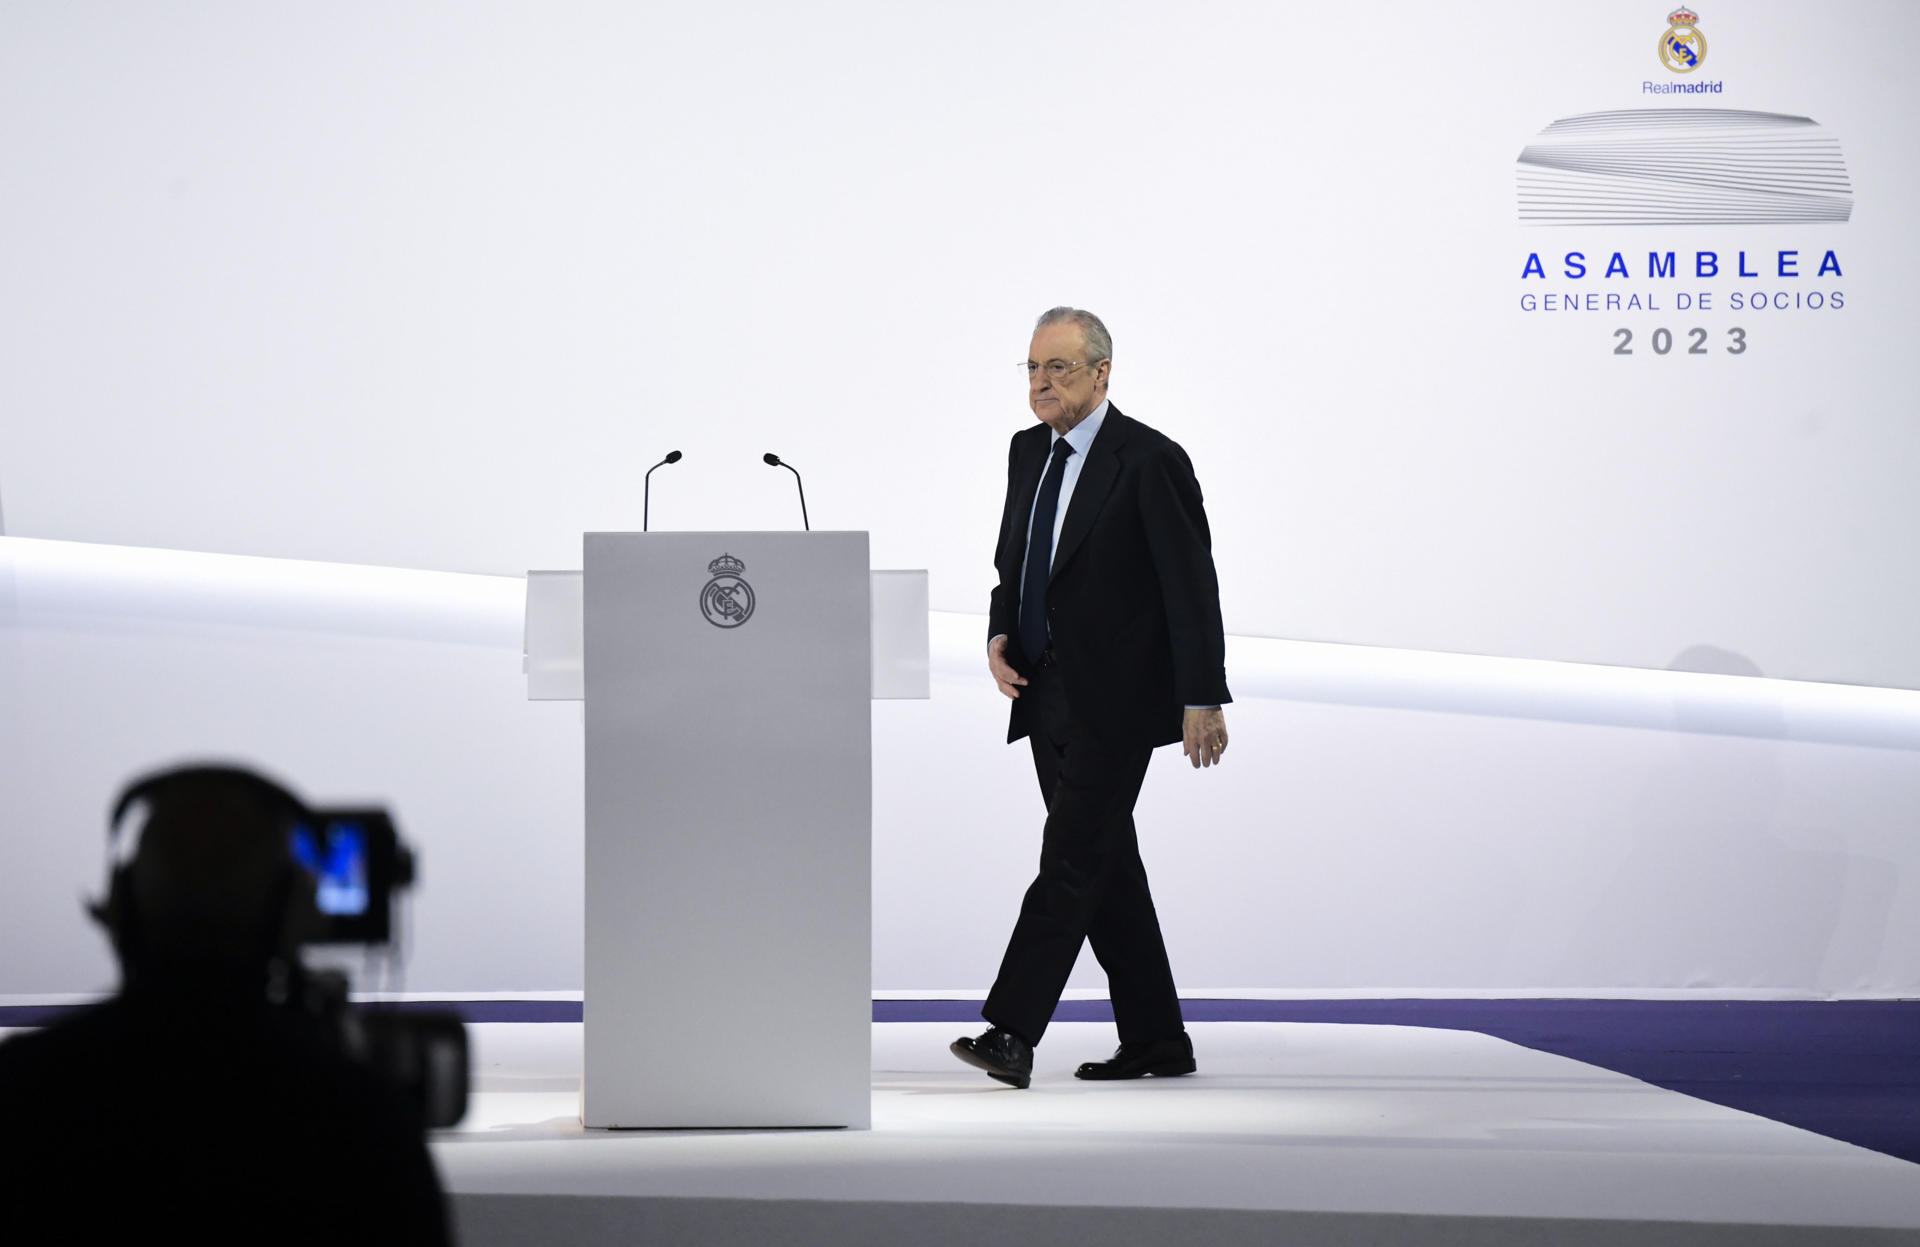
left=664, top=450, right=682, bottom=464
left=763, top=453, right=782, bottom=467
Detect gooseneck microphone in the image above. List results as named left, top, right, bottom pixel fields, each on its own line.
left=763, top=453, right=810, bottom=531
left=643, top=450, right=682, bottom=532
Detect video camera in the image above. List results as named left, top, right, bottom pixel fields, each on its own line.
left=288, top=808, right=469, bottom=1129
left=102, top=768, right=469, bottom=1130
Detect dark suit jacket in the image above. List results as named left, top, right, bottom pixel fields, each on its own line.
left=989, top=405, right=1231, bottom=749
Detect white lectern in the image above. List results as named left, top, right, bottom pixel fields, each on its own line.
left=524, top=532, right=928, bottom=1130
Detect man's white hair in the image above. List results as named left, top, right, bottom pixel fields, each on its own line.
left=1034, top=307, right=1113, bottom=365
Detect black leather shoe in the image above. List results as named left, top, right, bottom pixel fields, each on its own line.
left=949, top=1027, right=1033, bottom=1089
left=1074, top=1032, right=1196, bottom=1080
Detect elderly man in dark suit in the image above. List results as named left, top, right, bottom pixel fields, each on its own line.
left=951, top=307, right=1231, bottom=1089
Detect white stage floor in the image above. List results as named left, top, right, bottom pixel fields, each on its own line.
left=438, top=1021, right=1920, bottom=1246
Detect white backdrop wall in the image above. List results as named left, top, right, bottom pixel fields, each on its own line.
left=6, top=538, right=1918, bottom=1001
left=3, top=2, right=1919, bottom=688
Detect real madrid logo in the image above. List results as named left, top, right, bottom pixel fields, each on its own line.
left=1659, top=7, right=1706, bottom=73
left=700, top=552, right=755, bottom=628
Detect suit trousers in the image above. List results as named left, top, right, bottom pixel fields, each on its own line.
left=982, top=664, right=1185, bottom=1047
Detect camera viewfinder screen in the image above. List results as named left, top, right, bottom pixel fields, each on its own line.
left=291, top=821, right=371, bottom=917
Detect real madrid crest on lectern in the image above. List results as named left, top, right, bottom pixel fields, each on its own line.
left=1659, top=7, right=1706, bottom=73
left=700, top=553, right=755, bottom=628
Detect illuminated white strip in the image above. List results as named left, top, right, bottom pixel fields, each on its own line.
left=9, top=537, right=1919, bottom=749
left=0, top=535, right=523, bottom=647
left=931, top=609, right=1920, bottom=750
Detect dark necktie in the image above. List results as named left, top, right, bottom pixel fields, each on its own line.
left=1019, top=438, right=1076, bottom=664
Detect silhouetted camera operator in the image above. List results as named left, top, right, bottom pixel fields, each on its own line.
left=0, top=765, right=454, bottom=1244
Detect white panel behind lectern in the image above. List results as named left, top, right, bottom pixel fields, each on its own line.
left=870, top=570, right=928, bottom=700
left=583, top=531, right=871, bottom=1128
left=522, top=570, right=583, bottom=700
left=525, top=568, right=927, bottom=703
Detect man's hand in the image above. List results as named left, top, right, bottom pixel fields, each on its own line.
left=988, top=635, right=1028, bottom=699
left=1183, top=707, right=1228, bottom=769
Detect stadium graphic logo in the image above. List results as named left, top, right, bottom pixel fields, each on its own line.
left=1516, top=109, right=1853, bottom=226
left=1659, top=7, right=1707, bottom=73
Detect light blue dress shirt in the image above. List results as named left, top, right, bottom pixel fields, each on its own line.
left=1019, top=399, right=1109, bottom=592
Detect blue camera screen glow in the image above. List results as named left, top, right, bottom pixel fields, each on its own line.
left=291, top=822, right=370, bottom=917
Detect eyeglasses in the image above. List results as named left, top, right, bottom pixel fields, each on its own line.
left=1021, top=359, right=1092, bottom=381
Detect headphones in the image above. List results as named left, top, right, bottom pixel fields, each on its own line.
left=94, top=764, right=322, bottom=975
